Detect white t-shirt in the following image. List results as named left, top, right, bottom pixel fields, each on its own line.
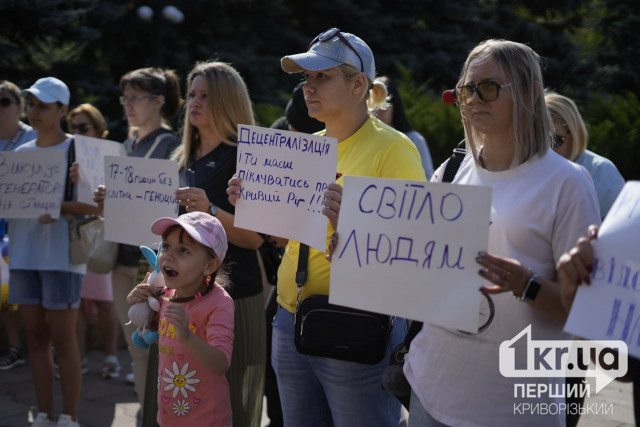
left=404, top=149, right=601, bottom=427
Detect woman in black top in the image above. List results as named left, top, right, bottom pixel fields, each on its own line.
left=172, top=61, right=266, bottom=427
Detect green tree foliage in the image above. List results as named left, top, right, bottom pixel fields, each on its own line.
left=0, top=0, right=636, bottom=178
left=583, top=91, right=640, bottom=181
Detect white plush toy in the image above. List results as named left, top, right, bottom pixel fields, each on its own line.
left=128, top=245, right=165, bottom=350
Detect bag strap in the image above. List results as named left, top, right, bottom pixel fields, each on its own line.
left=4, top=123, right=27, bottom=151
left=406, top=146, right=466, bottom=343
left=294, top=243, right=309, bottom=311
left=64, top=138, right=76, bottom=202
left=442, top=147, right=466, bottom=183
left=144, top=132, right=171, bottom=159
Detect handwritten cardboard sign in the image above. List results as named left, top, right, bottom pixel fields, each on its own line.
left=234, top=125, right=338, bottom=251
left=103, top=155, right=179, bottom=247
left=329, top=176, right=492, bottom=333
left=564, top=181, right=640, bottom=358
left=73, top=135, right=126, bottom=205
left=0, top=150, right=67, bottom=219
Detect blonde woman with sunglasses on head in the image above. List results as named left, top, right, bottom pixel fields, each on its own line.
left=545, top=91, right=625, bottom=219
left=403, top=40, right=601, bottom=426
left=228, top=28, right=425, bottom=426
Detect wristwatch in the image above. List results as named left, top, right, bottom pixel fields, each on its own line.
left=209, top=203, right=218, bottom=216
left=518, top=271, right=541, bottom=302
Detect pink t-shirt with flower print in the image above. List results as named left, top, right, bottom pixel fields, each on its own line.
left=156, top=283, right=234, bottom=426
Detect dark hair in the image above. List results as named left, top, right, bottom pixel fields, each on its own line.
left=119, top=67, right=183, bottom=120
left=285, top=81, right=324, bottom=134
left=379, top=76, right=412, bottom=133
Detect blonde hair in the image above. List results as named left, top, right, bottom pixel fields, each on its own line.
left=336, top=64, right=386, bottom=112
left=545, top=91, right=588, bottom=161
left=459, top=39, right=551, bottom=167
left=67, top=103, right=109, bottom=138
left=173, top=61, right=255, bottom=170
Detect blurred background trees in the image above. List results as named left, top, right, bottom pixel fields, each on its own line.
left=0, top=0, right=637, bottom=178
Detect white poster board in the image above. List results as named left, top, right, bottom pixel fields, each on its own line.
left=0, top=150, right=67, bottom=219
left=234, top=125, right=338, bottom=251
left=329, top=176, right=492, bottom=333
left=73, top=135, right=126, bottom=205
left=564, top=181, right=640, bottom=358
left=103, top=155, right=179, bottom=247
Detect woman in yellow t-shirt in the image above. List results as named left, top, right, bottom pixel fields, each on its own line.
left=228, top=28, right=425, bottom=426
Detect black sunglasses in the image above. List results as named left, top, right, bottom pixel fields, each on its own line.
left=0, top=97, right=17, bottom=108
left=553, top=133, right=568, bottom=148
left=70, top=123, right=91, bottom=134
left=308, top=28, right=364, bottom=73
left=454, top=81, right=510, bottom=106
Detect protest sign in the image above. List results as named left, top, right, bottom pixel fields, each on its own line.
left=565, top=181, right=640, bottom=358
left=73, top=135, right=126, bottom=205
left=103, top=155, right=179, bottom=247
left=0, top=149, right=66, bottom=219
left=329, top=176, right=492, bottom=333
left=234, top=125, right=338, bottom=251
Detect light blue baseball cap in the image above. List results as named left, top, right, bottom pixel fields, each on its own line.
left=21, top=77, right=70, bottom=105
left=281, top=28, right=376, bottom=82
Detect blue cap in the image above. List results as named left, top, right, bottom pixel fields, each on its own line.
left=281, top=30, right=375, bottom=82
left=21, top=77, right=70, bottom=105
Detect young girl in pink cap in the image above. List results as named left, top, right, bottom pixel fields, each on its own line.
left=128, top=211, right=234, bottom=426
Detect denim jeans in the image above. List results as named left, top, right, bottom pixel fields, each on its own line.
left=271, top=305, right=404, bottom=427
left=408, top=390, right=449, bottom=427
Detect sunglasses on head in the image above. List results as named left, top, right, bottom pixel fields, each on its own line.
left=70, top=123, right=91, bottom=134
left=0, top=97, right=17, bottom=108
left=453, top=81, right=511, bottom=106
left=308, top=28, right=364, bottom=73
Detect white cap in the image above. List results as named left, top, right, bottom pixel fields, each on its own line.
left=21, top=77, right=70, bottom=105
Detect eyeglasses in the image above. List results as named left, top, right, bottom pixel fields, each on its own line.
left=308, top=28, right=364, bottom=73
left=70, top=122, right=91, bottom=134
left=119, top=95, right=157, bottom=105
left=0, top=97, right=17, bottom=108
left=453, top=81, right=511, bottom=106
left=553, top=133, right=569, bottom=147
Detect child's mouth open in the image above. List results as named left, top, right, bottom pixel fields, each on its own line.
left=163, top=266, right=179, bottom=278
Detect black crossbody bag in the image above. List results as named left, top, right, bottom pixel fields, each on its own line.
left=294, top=243, right=392, bottom=365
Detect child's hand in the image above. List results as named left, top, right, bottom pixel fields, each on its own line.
left=127, top=284, right=157, bottom=306
left=127, top=273, right=156, bottom=306
left=164, top=302, right=191, bottom=343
